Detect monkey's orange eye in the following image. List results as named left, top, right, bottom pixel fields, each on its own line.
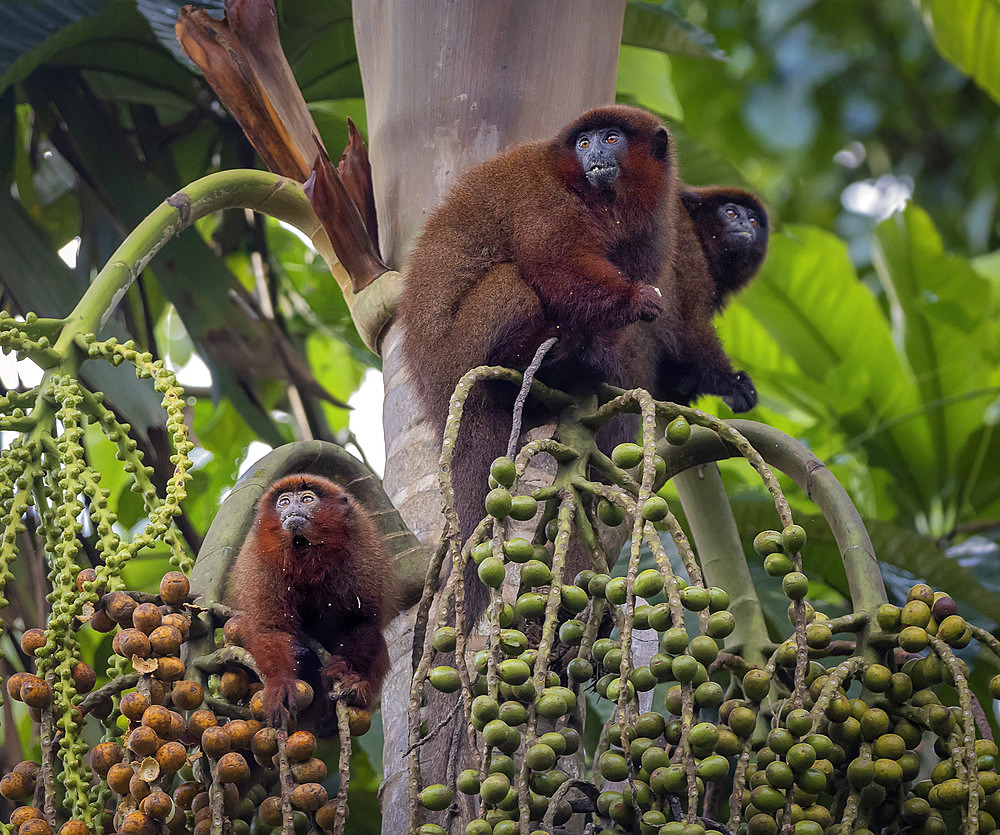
left=606, top=132, right=619, bottom=144
left=301, top=493, right=315, bottom=503
left=578, top=137, right=590, bottom=149
left=749, top=215, right=758, bottom=225
left=277, top=495, right=291, bottom=507
left=725, top=208, right=737, bottom=218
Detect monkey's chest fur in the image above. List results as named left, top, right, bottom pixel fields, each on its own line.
left=278, top=540, right=372, bottom=645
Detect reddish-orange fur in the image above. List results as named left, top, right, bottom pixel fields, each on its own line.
left=400, top=106, right=678, bottom=570
left=233, top=474, right=391, bottom=723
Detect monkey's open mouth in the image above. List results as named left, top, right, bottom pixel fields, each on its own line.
left=282, top=513, right=310, bottom=532
left=585, top=163, right=618, bottom=189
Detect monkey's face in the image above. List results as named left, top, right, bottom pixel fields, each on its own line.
left=275, top=489, right=318, bottom=535
left=718, top=202, right=763, bottom=248
left=575, top=126, right=628, bottom=191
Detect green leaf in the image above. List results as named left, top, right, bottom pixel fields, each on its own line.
left=184, top=398, right=263, bottom=534
left=617, top=46, right=683, bottom=122
left=871, top=206, right=1000, bottom=530
left=0, top=191, right=168, bottom=444
left=735, top=225, right=936, bottom=516
left=0, top=0, right=149, bottom=94
left=623, top=2, right=726, bottom=61
left=915, top=0, right=1000, bottom=106
left=120, top=547, right=175, bottom=593
left=137, top=0, right=362, bottom=100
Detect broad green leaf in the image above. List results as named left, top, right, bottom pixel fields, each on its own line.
left=0, top=0, right=147, bottom=94
left=306, top=335, right=363, bottom=433
left=915, top=0, right=1000, bottom=106
left=138, top=0, right=362, bottom=101
left=184, top=398, right=267, bottom=534
left=623, top=2, right=725, bottom=61
left=120, top=547, right=176, bottom=593
left=617, top=46, right=683, bottom=123
left=736, top=225, right=935, bottom=517
left=0, top=191, right=168, bottom=444
left=871, top=206, right=1000, bottom=531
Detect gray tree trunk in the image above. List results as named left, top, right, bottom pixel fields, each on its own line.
left=352, top=3, right=627, bottom=831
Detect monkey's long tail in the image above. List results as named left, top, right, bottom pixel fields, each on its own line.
left=506, top=337, right=558, bottom=460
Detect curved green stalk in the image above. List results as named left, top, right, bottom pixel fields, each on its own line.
left=658, top=421, right=887, bottom=620
left=673, top=465, right=771, bottom=669
left=59, top=170, right=325, bottom=350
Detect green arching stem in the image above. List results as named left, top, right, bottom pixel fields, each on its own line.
left=657, top=421, right=887, bottom=630
left=673, top=465, right=771, bottom=669
left=55, top=170, right=325, bottom=355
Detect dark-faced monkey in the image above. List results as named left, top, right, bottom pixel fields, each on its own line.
left=682, top=186, right=769, bottom=309
left=619, top=185, right=768, bottom=412
left=399, top=106, right=679, bottom=580
left=233, top=474, right=391, bottom=725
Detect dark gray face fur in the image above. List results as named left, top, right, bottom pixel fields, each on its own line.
left=575, top=126, right=628, bottom=190
left=275, top=489, right=318, bottom=533
left=719, top=202, right=761, bottom=244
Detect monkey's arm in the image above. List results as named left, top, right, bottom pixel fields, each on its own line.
left=658, top=314, right=757, bottom=413
left=527, top=250, right=664, bottom=333
left=238, top=562, right=303, bottom=724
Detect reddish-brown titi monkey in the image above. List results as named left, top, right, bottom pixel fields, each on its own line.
left=400, top=106, right=679, bottom=563
left=233, top=474, right=391, bottom=725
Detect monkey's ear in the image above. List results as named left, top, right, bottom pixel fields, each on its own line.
left=334, top=491, right=353, bottom=516
left=679, top=191, right=703, bottom=212
left=650, top=127, right=669, bottom=160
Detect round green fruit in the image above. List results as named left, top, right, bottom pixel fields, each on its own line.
left=490, top=457, right=516, bottom=488
left=559, top=584, right=589, bottom=613
left=597, top=499, right=626, bottom=526
left=432, top=627, right=457, bottom=652
left=429, top=666, right=461, bottom=693
left=509, top=495, right=538, bottom=521
left=611, top=443, right=643, bottom=469
left=418, top=784, right=453, bottom=811
left=485, top=488, right=512, bottom=519
left=502, top=538, right=534, bottom=563
left=641, top=496, right=669, bottom=522
left=477, top=556, right=505, bottom=588
left=665, top=416, right=691, bottom=445
left=634, top=569, right=664, bottom=599
left=520, top=560, right=551, bottom=587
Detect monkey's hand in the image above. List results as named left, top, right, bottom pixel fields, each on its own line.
left=322, top=656, right=373, bottom=710
left=629, top=283, right=665, bottom=324
left=262, top=677, right=297, bottom=727
left=722, top=371, right=757, bottom=413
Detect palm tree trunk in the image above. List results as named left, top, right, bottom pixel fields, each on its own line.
left=352, top=3, right=627, bottom=829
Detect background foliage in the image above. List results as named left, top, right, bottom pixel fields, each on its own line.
left=1, top=0, right=999, bottom=823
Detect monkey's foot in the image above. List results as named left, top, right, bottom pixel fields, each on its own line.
left=322, top=657, right=373, bottom=709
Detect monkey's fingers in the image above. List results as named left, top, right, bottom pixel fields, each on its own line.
left=723, top=371, right=758, bottom=413
left=321, top=659, right=372, bottom=709
left=631, top=283, right=666, bottom=323
left=262, top=680, right=297, bottom=727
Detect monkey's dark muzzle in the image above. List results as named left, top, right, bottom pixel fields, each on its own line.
left=582, top=151, right=619, bottom=190
left=281, top=513, right=310, bottom=532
